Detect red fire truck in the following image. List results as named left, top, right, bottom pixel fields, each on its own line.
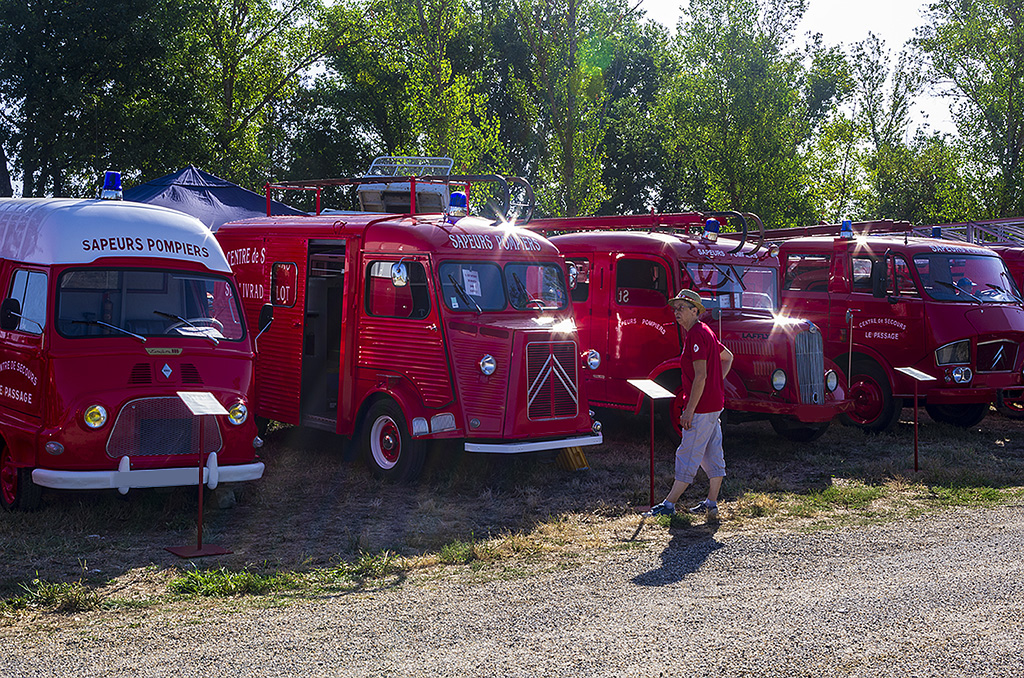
left=772, top=220, right=1024, bottom=431
left=526, top=212, right=850, bottom=442
left=0, top=186, right=265, bottom=511
left=215, top=161, right=602, bottom=481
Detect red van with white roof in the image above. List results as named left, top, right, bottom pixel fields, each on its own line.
left=0, top=188, right=264, bottom=510
left=215, top=160, right=602, bottom=481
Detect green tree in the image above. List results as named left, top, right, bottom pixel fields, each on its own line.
left=515, top=0, right=630, bottom=217
left=0, top=0, right=194, bottom=196
left=178, top=0, right=362, bottom=187
left=658, top=0, right=822, bottom=228
left=917, top=0, right=1024, bottom=215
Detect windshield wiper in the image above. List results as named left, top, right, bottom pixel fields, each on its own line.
left=154, top=310, right=220, bottom=345
left=71, top=319, right=146, bottom=343
left=447, top=275, right=482, bottom=314
left=934, top=280, right=983, bottom=304
left=986, top=283, right=1021, bottom=303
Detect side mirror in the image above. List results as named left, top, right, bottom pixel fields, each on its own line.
left=0, top=298, right=20, bottom=331
left=871, top=259, right=889, bottom=299
left=391, top=262, right=408, bottom=288
left=258, top=303, right=274, bottom=332
left=253, top=303, right=274, bottom=352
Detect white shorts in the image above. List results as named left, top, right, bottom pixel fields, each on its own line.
left=674, top=410, right=726, bottom=483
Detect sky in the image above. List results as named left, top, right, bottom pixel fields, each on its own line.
left=638, top=0, right=958, bottom=136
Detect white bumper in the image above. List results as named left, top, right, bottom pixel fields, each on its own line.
left=32, top=452, right=265, bottom=494
left=464, top=433, right=603, bottom=454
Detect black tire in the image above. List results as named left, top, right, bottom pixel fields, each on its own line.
left=1, top=446, right=42, bottom=511
left=361, top=399, right=427, bottom=482
left=925, top=402, right=989, bottom=428
left=769, top=417, right=830, bottom=442
left=996, top=390, right=1024, bottom=419
left=840, top=360, right=902, bottom=432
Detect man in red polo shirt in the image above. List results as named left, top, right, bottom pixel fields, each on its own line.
left=646, top=288, right=733, bottom=520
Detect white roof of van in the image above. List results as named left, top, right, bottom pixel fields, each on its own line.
left=0, top=198, right=231, bottom=272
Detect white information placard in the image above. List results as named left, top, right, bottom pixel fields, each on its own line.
left=895, top=366, right=936, bottom=382
left=177, top=391, right=229, bottom=416
left=627, top=378, right=676, bottom=400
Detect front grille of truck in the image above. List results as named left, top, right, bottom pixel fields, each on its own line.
left=977, top=339, right=1018, bottom=373
left=795, top=328, right=825, bottom=405
left=106, top=397, right=222, bottom=458
left=526, top=341, right=579, bottom=420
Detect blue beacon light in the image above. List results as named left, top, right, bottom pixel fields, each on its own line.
left=703, top=218, right=720, bottom=242
left=100, top=171, right=123, bottom=200
left=840, top=219, right=853, bottom=239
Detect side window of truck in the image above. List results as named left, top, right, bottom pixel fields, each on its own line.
left=568, top=258, right=589, bottom=303
left=782, top=254, right=830, bottom=292
left=891, top=256, right=919, bottom=296
left=271, top=263, right=298, bottom=307
left=851, top=257, right=874, bottom=292
left=8, top=269, right=47, bottom=335
left=366, top=261, right=430, bottom=319
left=615, top=258, right=669, bottom=307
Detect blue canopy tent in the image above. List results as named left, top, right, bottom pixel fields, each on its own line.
left=123, top=166, right=305, bottom=231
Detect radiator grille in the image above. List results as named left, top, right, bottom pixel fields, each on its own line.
left=526, top=341, right=579, bottom=420
left=106, top=397, right=222, bottom=458
left=977, top=339, right=1018, bottom=373
left=795, top=327, right=825, bottom=405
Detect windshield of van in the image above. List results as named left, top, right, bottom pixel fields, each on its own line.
left=913, top=253, right=1021, bottom=303
left=55, top=268, right=245, bottom=340
left=438, top=261, right=569, bottom=312
left=680, top=262, right=778, bottom=311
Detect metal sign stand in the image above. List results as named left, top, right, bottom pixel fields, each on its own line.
left=167, top=392, right=232, bottom=558
left=894, top=367, right=936, bottom=472
left=628, top=379, right=677, bottom=509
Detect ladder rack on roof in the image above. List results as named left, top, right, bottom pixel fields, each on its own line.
left=919, top=218, right=1024, bottom=246
left=763, top=219, right=913, bottom=240
left=363, top=156, right=455, bottom=178
left=526, top=211, right=767, bottom=255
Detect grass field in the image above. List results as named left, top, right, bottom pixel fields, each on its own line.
left=3, top=405, right=1024, bottom=619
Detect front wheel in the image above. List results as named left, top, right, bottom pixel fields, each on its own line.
left=361, top=400, right=426, bottom=483
left=769, top=417, right=830, bottom=443
left=840, top=361, right=902, bottom=432
left=925, top=402, right=989, bottom=428
left=996, top=391, right=1024, bottom=419
left=0, top=446, right=42, bottom=511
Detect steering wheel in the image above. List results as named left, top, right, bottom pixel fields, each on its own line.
left=525, top=298, right=547, bottom=309
left=165, top=317, right=225, bottom=333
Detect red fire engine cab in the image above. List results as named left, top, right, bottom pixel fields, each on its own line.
left=215, top=159, right=602, bottom=481
left=527, top=212, right=850, bottom=442
left=0, top=181, right=265, bottom=511
left=773, top=220, right=1024, bottom=431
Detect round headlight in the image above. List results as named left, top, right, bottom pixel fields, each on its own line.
left=84, top=404, right=108, bottom=429
left=228, top=401, right=248, bottom=425
left=587, top=349, right=601, bottom=370
left=771, top=369, right=787, bottom=391
left=825, top=369, right=839, bottom=392
left=479, top=354, right=497, bottom=376
left=952, top=366, right=973, bottom=384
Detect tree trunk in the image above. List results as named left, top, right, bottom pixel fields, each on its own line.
left=0, top=141, right=11, bottom=197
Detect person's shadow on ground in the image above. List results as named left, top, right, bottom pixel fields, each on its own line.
left=631, top=519, right=723, bottom=587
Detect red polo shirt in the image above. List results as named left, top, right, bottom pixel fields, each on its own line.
left=678, top=320, right=726, bottom=413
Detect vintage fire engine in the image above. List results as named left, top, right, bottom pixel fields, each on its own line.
left=771, top=219, right=1024, bottom=431
left=215, top=158, right=602, bottom=481
left=0, top=177, right=265, bottom=510
left=527, top=212, right=850, bottom=442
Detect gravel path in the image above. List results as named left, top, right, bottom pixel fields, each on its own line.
left=5, top=504, right=1024, bottom=677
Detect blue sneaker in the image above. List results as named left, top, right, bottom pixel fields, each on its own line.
left=689, top=500, right=719, bottom=520
left=644, top=501, right=675, bottom=517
